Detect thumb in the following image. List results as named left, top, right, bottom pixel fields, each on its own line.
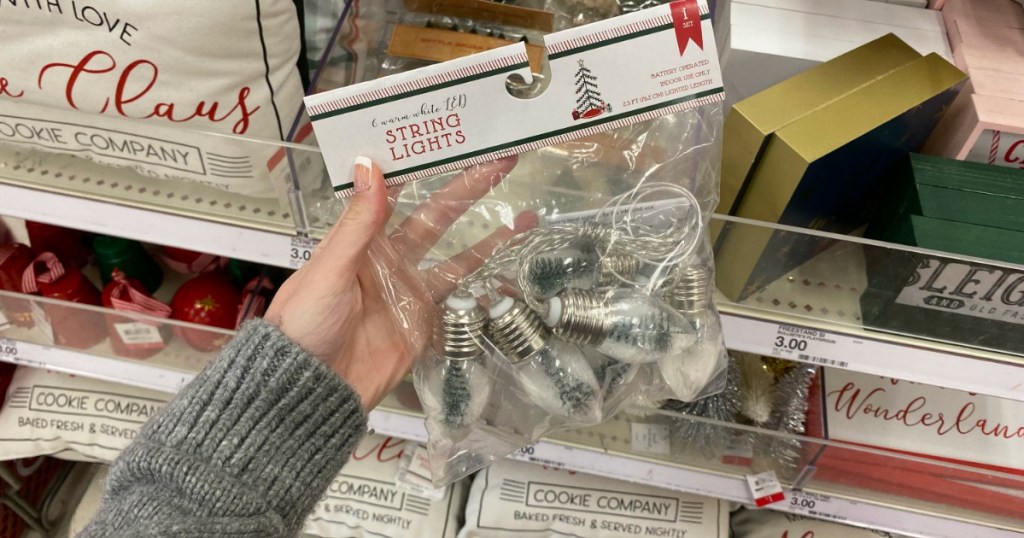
left=317, top=156, right=390, bottom=267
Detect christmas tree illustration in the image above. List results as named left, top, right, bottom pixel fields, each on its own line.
left=572, top=59, right=611, bottom=120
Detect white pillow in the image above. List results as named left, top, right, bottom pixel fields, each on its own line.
left=460, top=459, right=728, bottom=538
left=0, top=2, right=305, bottom=197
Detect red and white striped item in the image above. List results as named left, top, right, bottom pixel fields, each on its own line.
left=20, top=253, right=64, bottom=294
left=236, top=276, right=275, bottom=327
left=107, top=270, right=171, bottom=320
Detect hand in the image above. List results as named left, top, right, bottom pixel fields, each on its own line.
left=264, top=156, right=535, bottom=410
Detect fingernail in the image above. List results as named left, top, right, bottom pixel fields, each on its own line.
left=513, top=211, right=539, bottom=231
left=353, top=156, right=373, bottom=193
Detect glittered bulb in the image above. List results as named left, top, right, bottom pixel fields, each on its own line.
left=417, top=295, right=492, bottom=435
left=526, top=248, right=639, bottom=299
left=545, top=288, right=696, bottom=364
left=486, top=297, right=602, bottom=424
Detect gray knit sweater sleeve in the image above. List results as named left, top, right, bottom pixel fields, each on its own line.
left=81, top=319, right=369, bottom=537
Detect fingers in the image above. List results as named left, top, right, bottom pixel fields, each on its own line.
left=311, top=157, right=392, bottom=271
left=390, top=155, right=519, bottom=261
left=423, top=210, right=538, bottom=300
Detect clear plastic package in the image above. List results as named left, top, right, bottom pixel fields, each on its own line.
left=306, top=0, right=727, bottom=484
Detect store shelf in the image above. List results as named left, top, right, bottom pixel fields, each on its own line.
left=2, top=202, right=1024, bottom=402
left=284, top=385, right=1024, bottom=538
left=0, top=182, right=302, bottom=269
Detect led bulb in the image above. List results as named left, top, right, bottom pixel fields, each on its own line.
left=416, top=295, right=492, bottom=435
left=659, top=265, right=725, bottom=401
left=545, top=288, right=696, bottom=364
left=486, top=297, right=602, bottom=424
left=526, top=248, right=639, bottom=299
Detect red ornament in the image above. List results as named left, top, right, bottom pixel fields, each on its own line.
left=23, top=253, right=106, bottom=350
left=102, top=271, right=172, bottom=360
left=0, top=244, right=36, bottom=328
left=159, top=246, right=222, bottom=274
left=25, top=221, right=91, bottom=270
left=171, top=272, right=241, bottom=352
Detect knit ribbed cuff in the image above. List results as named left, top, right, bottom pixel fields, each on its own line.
left=138, top=319, right=368, bottom=530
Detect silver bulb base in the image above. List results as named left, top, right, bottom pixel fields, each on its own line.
left=597, top=254, right=641, bottom=285
left=487, top=299, right=552, bottom=365
left=435, top=295, right=487, bottom=361
left=668, top=265, right=711, bottom=315
left=550, top=289, right=608, bottom=346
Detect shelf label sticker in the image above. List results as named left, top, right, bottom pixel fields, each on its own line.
left=631, top=422, right=672, bottom=455
left=745, top=471, right=785, bottom=507
left=113, top=322, right=165, bottom=348
left=786, top=491, right=843, bottom=520
left=395, top=444, right=447, bottom=501
left=725, top=317, right=864, bottom=370
left=306, top=0, right=722, bottom=197
left=289, top=236, right=319, bottom=269
left=0, top=310, right=9, bottom=331
left=29, top=302, right=53, bottom=345
left=768, top=325, right=849, bottom=368
left=0, top=338, right=17, bottom=359
left=509, top=444, right=566, bottom=470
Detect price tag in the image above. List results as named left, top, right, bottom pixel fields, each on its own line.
left=114, top=322, right=165, bottom=348
left=29, top=302, right=53, bottom=344
left=0, top=311, right=9, bottom=331
left=787, top=490, right=843, bottom=520
left=288, top=236, right=319, bottom=269
left=745, top=470, right=785, bottom=507
left=766, top=324, right=851, bottom=369
left=508, top=444, right=566, bottom=469
left=630, top=423, right=671, bottom=455
left=395, top=444, right=447, bottom=501
left=0, top=338, right=17, bottom=359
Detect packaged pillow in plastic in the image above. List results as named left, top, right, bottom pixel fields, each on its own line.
left=306, top=0, right=727, bottom=485
left=460, top=458, right=728, bottom=538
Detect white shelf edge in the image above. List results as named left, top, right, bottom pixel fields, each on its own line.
left=5, top=310, right=1023, bottom=403
left=366, top=410, right=1023, bottom=538
left=720, top=311, right=1024, bottom=402
left=2, top=339, right=1021, bottom=537
left=0, top=338, right=192, bottom=395
left=0, top=183, right=297, bottom=267
left=3, top=183, right=1023, bottom=401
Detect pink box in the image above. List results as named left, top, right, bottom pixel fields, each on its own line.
left=947, top=19, right=1024, bottom=67
left=942, top=0, right=1024, bottom=48
left=923, top=90, right=1024, bottom=166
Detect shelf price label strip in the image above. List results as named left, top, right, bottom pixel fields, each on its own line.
left=0, top=338, right=194, bottom=394
left=720, top=313, right=1024, bottom=402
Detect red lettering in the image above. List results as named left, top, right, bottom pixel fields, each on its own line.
left=1004, top=139, right=1024, bottom=164
left=114, top=59, right=157, bottom=116
left=37, top=50, right=260, bottom=134
left=350, top=436, right=406, bottom=462
left=39, top=49, right=117, bottom=112
left=0, top=77, right=24, bottom=98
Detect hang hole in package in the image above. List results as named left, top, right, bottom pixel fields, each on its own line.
left=305, top=0, right=727, bottom=486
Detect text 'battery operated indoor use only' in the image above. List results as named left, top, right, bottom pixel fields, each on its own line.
left=306, top=0, right=727, bottom=486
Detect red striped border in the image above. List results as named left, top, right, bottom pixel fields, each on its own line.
left=547, top=14, right=672, bottom=55
left=333, top=93, right=724, bottom=198
left=307, top=53, right=530, bottom=117
left=546, top=1, right=709, bottom=55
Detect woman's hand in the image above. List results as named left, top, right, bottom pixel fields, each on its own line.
left=264, top=156, right=534, bottom=410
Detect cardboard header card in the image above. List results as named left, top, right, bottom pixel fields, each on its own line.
left=305, top=0, right=724, bottom=197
